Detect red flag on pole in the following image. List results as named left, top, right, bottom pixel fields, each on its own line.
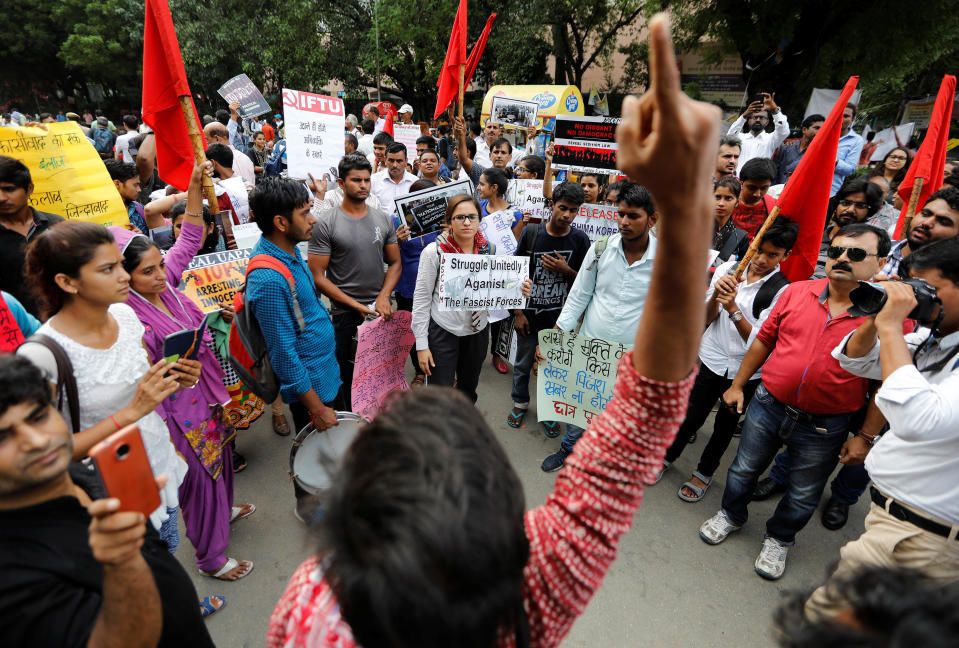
left=432, top=0, right=468, bottom=120
left=777, top=76, right=860, bottom=282
left=382, top=105, right=395, bottom=137
left=893, top=74, right=956, bottom=239
left=142, top=0, right=204, bottom=191
left=464, top=14, right=496, bottom=89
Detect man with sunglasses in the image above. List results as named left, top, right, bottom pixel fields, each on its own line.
left=701, top=223, right=891, bottom=580
left=806, top=237, right=959, bottom=620
left=813, top=176, right=884, bottom=278
left=881, top=187, right=959, bottom=278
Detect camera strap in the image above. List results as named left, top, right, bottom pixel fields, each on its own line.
left=914, top=335, right=959, bottom=375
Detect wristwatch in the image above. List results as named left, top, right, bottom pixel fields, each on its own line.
left=855, top=430, right=879, bottom=446
left=728, top=310, right=744, bottom=322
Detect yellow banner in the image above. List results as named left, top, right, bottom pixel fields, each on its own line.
left=0, top=122, right=127, bottom=227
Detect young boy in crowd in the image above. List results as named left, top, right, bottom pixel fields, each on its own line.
left=507, top=182, right=591, bottom=433
left=731, top=157, right=777, bottom=239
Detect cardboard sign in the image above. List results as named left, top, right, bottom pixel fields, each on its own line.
left=0, top=122, right=127, bottom=226
left=489, top=95, right=539, bottom=130
left=393, top=123, right=422, bottom=161
left=231, top=222, right=263, bottom=250
left=509, top=179, right=550, bottom=222
left=185, top=248, right=252, bottom=271
left=218, top=74, right=271, bottom=119
left=552, top=115, right=622, bottom=175
left=282, top=88, right=345, bottom=181
left=478, top=208, right=518, bottom=255
left=394, top=178, right=474, bottom=238
left=536, top=329, right=630, bottom=429
left=351, top=311, right=416, bottom=420
left=179, top=257, right=249, bottom=313
left=437, top=254, right=529, bottom=311
left=571, top=203, right=619, bottom=242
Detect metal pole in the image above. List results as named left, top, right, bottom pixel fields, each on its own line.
left=374, top=0, right=382, bottom=101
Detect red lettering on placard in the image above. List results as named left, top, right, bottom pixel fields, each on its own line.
left=282, top=89, right=343, bottom=116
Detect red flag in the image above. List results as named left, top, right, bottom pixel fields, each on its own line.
left=432, top=0, right=468, bottom=120
left=382, top=105, right=395, bottom=137
left=142, top=0, right=204, bottom=191
left=777, top=76, right=859, bottom=282
left=433, top=12, right=496, bottom=120
left=893, top=74, right=956, bottom=239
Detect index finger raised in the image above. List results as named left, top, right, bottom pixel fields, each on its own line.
left=647, top=14, right=681, bottom=108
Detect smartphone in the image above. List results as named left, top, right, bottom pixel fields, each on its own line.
left=162, top=318, right=208, bottom=364
left=750, top=93, right=765, bottom=106
left=89, top=425, right=161, bottom=518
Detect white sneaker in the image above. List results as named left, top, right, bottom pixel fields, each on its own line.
left=755, top=537, right=789, bottom=580
left=699, top=510, right=742, bottom=545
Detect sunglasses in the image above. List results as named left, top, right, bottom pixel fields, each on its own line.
left=837, top=199, right=870, bottom=210
left=827, top=245, right=878, bottom=262
left=451, top=214, right=479, bottom=222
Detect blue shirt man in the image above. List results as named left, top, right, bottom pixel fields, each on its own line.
left=832, top=104, right=865, bottom=195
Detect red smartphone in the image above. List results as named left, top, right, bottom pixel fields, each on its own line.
left=89, top=425, right=161, bottom=518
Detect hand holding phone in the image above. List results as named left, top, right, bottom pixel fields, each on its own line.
left=89, top=425, right=161, bottom=518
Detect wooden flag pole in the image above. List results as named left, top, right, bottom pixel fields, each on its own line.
left=178, top=95, right=236, bottom=249
left=731, top=205, right=781, bottom=280
left=458, top=63, right=465, bottom=119
left=900, top=176, right=925, bottom=235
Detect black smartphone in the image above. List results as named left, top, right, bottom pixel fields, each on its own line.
left=750, top=93, right=765, bottom=106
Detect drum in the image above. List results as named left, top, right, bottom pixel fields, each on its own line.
left=289, top=411, right=365, bottom=495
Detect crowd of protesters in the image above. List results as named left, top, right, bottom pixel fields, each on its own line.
left=1, top=15, right=959, bottom=648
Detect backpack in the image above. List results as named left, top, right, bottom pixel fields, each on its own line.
left=91, top=127, right=115, bottom=156
left=584, top=235, right=611, bottom=272
left=751, top=272, right=790, bottom=319
left=264, top=139, right=287, bottom=177
left=227, top=255, right=305, bottom=401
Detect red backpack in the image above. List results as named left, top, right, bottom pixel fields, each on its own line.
left=228, top=255, right=305, bottom=401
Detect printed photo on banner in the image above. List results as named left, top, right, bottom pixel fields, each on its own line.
left=571, top=203, right=620, bottom=242
left=393, top=123, right=422, bottom=161
left=478, top=208, right=518, bottom=255
left=509, top=179, right=550, bottom=222
left=437, top=254, right=530, bottom=311
left=536, top=329, right=630, bottom=429
left=217, top=73, right=271, bottom=119
left=351, top=311, right=416, bottom=421
left=1, top=122, right=127, bottom=227
left=282, top=88, right=345, bottom=182
left=552, top=115, right=622, bottom=175
left=394, top=178, right=474, bottom=238
left=179, top=255, right=250, bottom=313
left=490, top=95, right=539, bottom=129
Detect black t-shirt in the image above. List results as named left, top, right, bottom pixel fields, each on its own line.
left=516, top=223, right=591, bottom=331
left=0, top=463, right=215, bottom=648
left=0, top=208, right=63, bottom=317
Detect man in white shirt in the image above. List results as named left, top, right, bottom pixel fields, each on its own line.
left=806, top=237, right=959, bottom=620
left=356, top=119, right=375, bottom=158
left=726, top=93, right=789, bottom=175
left=203, top=121, right=255, bottom=188
left=541, top=182, right=658, bottom=472
left=205, top=143, right=251, bottom=225
left=371, top=143, right=418, bottom=209
left=397, top=104, right=414, bottom=124
left=114, top=114, right=140, bottom=162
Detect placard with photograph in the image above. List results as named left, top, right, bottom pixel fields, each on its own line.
left=394, top=178, right=474, bottom=238
left=489, top=96, right=539, bottom=130
left=552, top=115, right=622, bottom=175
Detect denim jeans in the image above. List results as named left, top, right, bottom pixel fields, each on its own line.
left=560, top=423, right=585, bottom=453
left=768, top=448, right=870, bottom=506
left=157, top=506, right=180, bottom=555
left=720, top=383, right=851, bottom=544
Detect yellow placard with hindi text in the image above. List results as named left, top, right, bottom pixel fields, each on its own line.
left=0, top=122, right=127, bottom=227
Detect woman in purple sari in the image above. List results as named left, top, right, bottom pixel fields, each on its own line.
left=110, top=162, right=254, bottom=581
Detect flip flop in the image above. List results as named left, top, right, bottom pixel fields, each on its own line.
left=272, top=414, right=290, bottom=437
left=678, top=471, right=712, bottom=502
left=202, top=558, right=254, bottom=581
left=230, top=503, right=256, bottom=523
left=199, top=595, right=226, bottom=618
left=232, top=449, right=247, bottom=473
left=492, top=356, right=509, bottom=374
left=506, top=406, right=527, bottom=428
left=541, top=421, right=561, bottom=438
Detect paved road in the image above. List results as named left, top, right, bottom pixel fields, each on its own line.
left=179, top=364, right=868, bottom=647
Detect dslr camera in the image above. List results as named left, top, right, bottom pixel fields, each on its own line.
left=848, top=278, right=941, bottom=323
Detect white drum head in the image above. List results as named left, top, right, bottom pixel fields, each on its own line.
left=291, top=412, right=364, bottom=494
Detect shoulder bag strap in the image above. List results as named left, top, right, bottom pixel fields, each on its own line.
left=246, top=254, right=306, bottom=332
left=24, top=334, right=80, bottom=435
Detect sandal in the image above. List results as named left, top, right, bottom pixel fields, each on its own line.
left=653, top=460, right=671, bottom=485
left=411, top=375, right=426, bottom=388
left=230, top=503, right=256, bottom=523
left=506, top=406, right=527, bottom=428
left=199, top=595, right=226, bottom=618
left=541, top=421, right=561, bottom=438
left=202, top=557, right=253, bottom=581
left=678, top=471, right=712, bottom=502
left=232, top=449, right=247, bottom=474
left=492, top=356, right=509, bottom=374
left=272, top=413, right=290, bottom=436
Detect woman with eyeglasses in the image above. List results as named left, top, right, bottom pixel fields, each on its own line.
left=411, top=194, right=531, bottom=401
left=869, top=147, right=913, bottom=197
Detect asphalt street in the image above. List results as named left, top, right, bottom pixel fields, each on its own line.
left=178, top=362, right=870, bottom=647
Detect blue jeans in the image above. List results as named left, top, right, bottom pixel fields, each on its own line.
left=158, top=506, right=180, bottom=555
left=561, top=423, right=585, bottom=453
left=720, top=384, right=851, bottom=544
left=768, top=448, right=870, bottom=506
